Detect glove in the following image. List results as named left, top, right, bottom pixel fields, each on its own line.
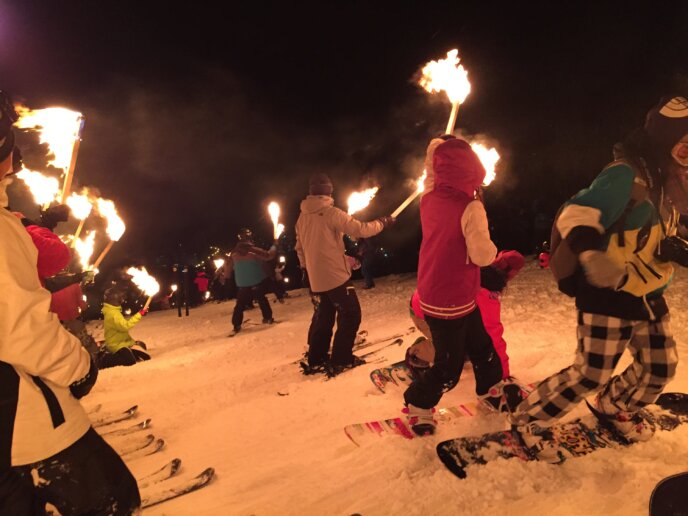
left=656, top=236, right=688, bottom=267
left=378, top=215, right=396, bottom=228
left=81, top=270, right=95, bottom=284
left=579, top=250, right=627, bottom=289
left=139, top=308, right=149, bottom=316
left=40, top=204, right=71, bottom=230
left=301, top=268, right=310, bottom=288
left=69, top=358, right=98, bottom=399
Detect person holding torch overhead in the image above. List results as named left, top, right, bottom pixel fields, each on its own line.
left=296, top=173, right=395, bottom=376
left=0, top=91, right=140, bottom=514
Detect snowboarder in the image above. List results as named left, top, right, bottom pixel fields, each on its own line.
left=295, top=173, right=394, bottom=375
left=403, top=135, right=502, bottom=435
left=100, top=286, right=151, bottom=368
left=510, top=95, right=688, bottom=463
left=227, top=228, right=277, bottom=334
left=0, top=93, right=140, bottom=514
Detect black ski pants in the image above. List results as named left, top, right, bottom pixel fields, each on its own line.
left=404, top=307, right=503, bottom=409
left=307, top=282, right=362, bottom=367
left=232, top=280, right=272, bottom=329
left=13, top=427, right=140, bottom=515
left=98, top=346, right=150, bottom=369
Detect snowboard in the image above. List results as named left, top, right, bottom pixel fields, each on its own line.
left=369, top=360, right=413, bottom=393
left=436, top=392, right=688, bottom=480
left=649, top=471, right=688, bottom=516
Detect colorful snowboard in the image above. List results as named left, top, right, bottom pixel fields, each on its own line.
left=436, top=392, right=688, bottom=479
left=369, top=361, right=413, bottom=393
left=344, top=402, right=481, bottom=446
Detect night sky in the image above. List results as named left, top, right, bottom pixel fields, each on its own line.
left=2, top=1, right=687, bottom=272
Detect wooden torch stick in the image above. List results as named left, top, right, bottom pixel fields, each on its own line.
left=391, top=190, right=421, bottom=218
left=92, top=240, right=115, bottom=269
left=71, top=219, right=86, bottom=248
left=60, top=116, right=85, bottom=203
left=445, top=102, right=460, bottom=135
left=143, top=296, right=153, bottom=311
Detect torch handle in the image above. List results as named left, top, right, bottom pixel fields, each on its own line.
left=391, top=190, right=422, bottom=218
left=445, top=102, right=460, bottom=135
left=143, top=296, right=153, bottom=311
left=71, top=219, right=86, bottom=247
left=92, top=240, right=115, bottom=269
left=60, top=116, right=85, bottom=204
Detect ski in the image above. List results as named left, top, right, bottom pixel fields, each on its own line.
left=291, top=329, right=368, bottom=365
left=124, top=438, right=165, bottom=461
left=91, top=405, right=138, bottom=428
left=141, top=467, right=215, bottom=509
left=137, top=458, right=182, bottom=489
left=229, top=320, right=281, bottom=337
left=108, top=433, right=155, bottom=456
left=99, top=418, right=152, bottom=437
left=358, top=338, right=404, bottom=360
left=353, top=327, right=415, bottom=351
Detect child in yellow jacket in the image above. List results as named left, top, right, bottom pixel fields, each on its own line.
left=100, top=287, right=150, bottom=368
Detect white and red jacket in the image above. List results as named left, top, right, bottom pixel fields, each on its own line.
left=417, top=139, right=497, bottom=319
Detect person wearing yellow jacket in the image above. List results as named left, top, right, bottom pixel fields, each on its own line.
left=100, top=287, right=151, bottom=368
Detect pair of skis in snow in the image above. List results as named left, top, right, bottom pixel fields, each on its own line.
left=87, top=405, right=215, bottom=508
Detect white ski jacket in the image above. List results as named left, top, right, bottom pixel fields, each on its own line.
left=0, top=180, right=91, bottom=466
left=295, top=195, right=384, bottom=293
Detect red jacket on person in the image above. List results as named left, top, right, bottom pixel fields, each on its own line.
left=417, top=139, right=497, bottom=319
left=50, top=283, right=87, bottom=322
left=24, top=224, right=71, bottom=283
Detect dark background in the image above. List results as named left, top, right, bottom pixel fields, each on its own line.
left=2, top=1, right=687, bottom=277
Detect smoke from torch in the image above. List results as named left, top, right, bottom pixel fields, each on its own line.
left=347, top=187, right=379, bottom=215
left=126, top=266, right=160, bottom=311
left=419, top=49, right=471, bottom=135
left=267, top=202, right=284, bottom=239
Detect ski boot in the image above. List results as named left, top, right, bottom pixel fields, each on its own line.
left=591, top=393, right=656, bottom=443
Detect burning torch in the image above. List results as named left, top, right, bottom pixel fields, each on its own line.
left=92, top=198, right=125, bottom=269
left=15, top=168, right=60, bottom=208
left=267, top=201, right=284, bottom=240
left=347, top=187, right=379, bottom=216
left=66, top=191, right=93, bottom=245
left=126, top=266, right=160, bottom=312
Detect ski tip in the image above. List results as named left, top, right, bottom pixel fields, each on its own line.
left=171, top=458, right=182, bottom=474
left=197, top=467, right=216, bottom=482
left=126, top=405, right=139, bottom=415
left=141, top=418, right=152, bottom=428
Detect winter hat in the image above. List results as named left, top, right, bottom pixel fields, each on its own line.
left=104, top=287, right=126, bottom=306
left=309, top=173, right=333, bottom=196
left=644, top=96, right=688, bottom=160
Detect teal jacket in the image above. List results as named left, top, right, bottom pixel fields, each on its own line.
left=102, top=303, right=142, bottom=353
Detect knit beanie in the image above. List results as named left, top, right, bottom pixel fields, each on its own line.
left=644, top=96, right=688, bottom=160
left=309, top=173, right=333, bottom=196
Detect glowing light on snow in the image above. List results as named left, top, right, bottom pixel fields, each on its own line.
left=126, top=266, right=160, bottom=297
left=347, top=187, right=379, bottom=215
left=268, top=202, right=284, bottom=239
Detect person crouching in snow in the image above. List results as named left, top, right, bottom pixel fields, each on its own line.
left=403, top=135, right=502, bottom=436
left=100, top=287, right=151, bottom=368
left=406, top=250, right=527, bottom=415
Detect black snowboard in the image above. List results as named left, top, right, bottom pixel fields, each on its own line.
left=650, top=471, right=688, bottom=516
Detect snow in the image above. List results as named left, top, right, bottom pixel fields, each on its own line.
left=85, top=262, right=688, bottom=515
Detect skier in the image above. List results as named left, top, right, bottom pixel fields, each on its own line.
left=193, top=271, right=209, bottom=304
left=227, top=228, right=276, bottom=334
left=403, top=135, right=502, bottom=435
left=510, top=95, right=688, bottom=462
left=406, top=249, right=526, bottom=412
left=296, top=173, right=395, bottom=375
left=0, top=92, right=140, bottom=514
left=100, top=286, right=151, bottom=368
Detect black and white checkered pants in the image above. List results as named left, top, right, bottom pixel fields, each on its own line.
left=512, top=311, right=678, bottom=425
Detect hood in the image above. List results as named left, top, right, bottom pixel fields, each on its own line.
left=0, top=176, right=12, bottom=208
left=232, top=241, right=254, bottom=256
left=422, top=138, right=445, bottom=196
left=102, top=303, right=122, bottom=315
left=300, top=195, right=334, bottom=214
left=432, top=139, right=485, bottom=196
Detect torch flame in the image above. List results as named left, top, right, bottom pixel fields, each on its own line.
left=74, top=230, right=96, bottom=270
left=126, top=266, right=160, bottom=297
left=66, top=191, right=93, bottom=220
left=267, top=201, right=284, bottom=239
left=213, top=258, right=225, bottom=270
left=96, top=198, right=125, bottom=241
left=419, top=49, right=471, bottom=104
left=347, top=187, right=379, bottom=215
left=15, top=106, right=83, bottom=171
left=416, top=169, right=428, bottom=194
left=16, top=169, right=61, bottom=206
left=470, top=143, right=500, bottom=186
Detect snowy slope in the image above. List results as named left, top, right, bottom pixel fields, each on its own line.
left=85, top=261, right=688, bottom=515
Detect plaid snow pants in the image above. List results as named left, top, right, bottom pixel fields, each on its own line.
left=512, top=311, right=678, bottom=424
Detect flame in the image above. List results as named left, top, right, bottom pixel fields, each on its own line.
left=419, top=49, right=471, bottom=105
left=96, top=198, right=125, bottom=241
left=279, top=255, right=286, bottom=264
left=16, top=168, right=60, bottom=205
left=171, top=284, right=178, bottom=292
left=470, top=143, right=500, bottom=186
left=213, top=258, right=225, bottom=270
left=126, top=266, right=160, bottom=297
left=74, top=230, right=96, bottom=270
left=267, top=201, right=284, bottom=239
left=66, top=191, right=93, bottom=220
left=15, top=106, right=83, bottom=171
left=347, top=187, right=379, bottom=215
left=416, top=169, right=428, bottom=194
left=204, top=291, right=210, bottom=300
